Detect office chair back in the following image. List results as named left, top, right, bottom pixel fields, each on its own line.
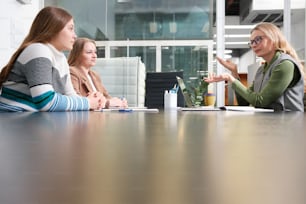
left=145, top=71, right=185, bottom=108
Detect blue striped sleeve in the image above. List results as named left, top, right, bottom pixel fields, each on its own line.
left=46, top=93, right=89, bottom=111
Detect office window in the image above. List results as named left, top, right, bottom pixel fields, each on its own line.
left=56, top=0, right=213, bottom=41
left=55, top=0, right=214, bottom=90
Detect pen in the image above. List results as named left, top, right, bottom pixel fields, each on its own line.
left=170, top=84, right=177, bottom=93
left=95, top=108, right=159, bottom=113
left=95, top=109, right=132, bottom=112
left=119, top=109, right=133, bottom=112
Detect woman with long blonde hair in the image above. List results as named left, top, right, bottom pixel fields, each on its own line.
left=68, top=38, right=128, bottom=108
left=205, top=22, right=304, bottom=111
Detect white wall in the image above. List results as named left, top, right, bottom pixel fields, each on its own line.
left=0, top=0, right=42, bottom=69
left=238, top=50, right=257, bottom=73
left=291, top=14, right=305, bottom=62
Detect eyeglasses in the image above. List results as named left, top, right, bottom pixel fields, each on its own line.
left=248, top=36, right=264, bottom=47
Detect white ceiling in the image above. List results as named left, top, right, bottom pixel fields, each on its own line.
left=214, top=7, right=305, bottom=55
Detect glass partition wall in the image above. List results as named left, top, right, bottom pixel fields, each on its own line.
left=95, top=40, right=213, bottom=89
left=55, top=0, right=215, bottom=101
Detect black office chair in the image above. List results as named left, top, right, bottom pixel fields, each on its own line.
left=145, top=71, right=185, bottom=108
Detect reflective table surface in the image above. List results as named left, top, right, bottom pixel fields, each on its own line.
left=0, top=110, right=305, bottom=204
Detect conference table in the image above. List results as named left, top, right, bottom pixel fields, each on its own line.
left=0, top=110, right=305, bottom=204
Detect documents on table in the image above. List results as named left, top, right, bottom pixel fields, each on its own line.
left=95, top=107, right=159, bottom=113
left=96, top=106, right=273, bottom=113
left=219, top=106, right=274, bottom=112
left=178, top=106, right=274, bottom=112
left=178, top=106, right=220, bottom=111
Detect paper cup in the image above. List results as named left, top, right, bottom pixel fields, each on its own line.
left=204, top=93, right=216, bottom=106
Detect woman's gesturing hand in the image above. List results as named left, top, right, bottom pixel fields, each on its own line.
left=203, top=72, right=236, bottom=83
left=216, top=56, right=240, bottom=79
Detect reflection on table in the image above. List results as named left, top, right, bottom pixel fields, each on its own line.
left=0, top=111, right=305, bottom=204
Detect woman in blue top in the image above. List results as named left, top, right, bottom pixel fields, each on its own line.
left=0, top=6, right=105, bottom=111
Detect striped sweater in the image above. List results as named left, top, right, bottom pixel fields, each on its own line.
left=0, top=43, right=90, bottom=112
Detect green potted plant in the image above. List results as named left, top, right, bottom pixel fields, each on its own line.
left=190, top=76, right=209, bottom=106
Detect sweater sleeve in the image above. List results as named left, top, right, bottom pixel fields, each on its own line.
left=22, top=45, right=90, bottom=111
left=231, top=60, right=295, bottom=107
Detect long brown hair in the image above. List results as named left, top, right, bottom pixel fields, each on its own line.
left=251, top=22, right=304, bottom=73
left=68, top=37, right=96, bottom=66
left=0, top=6, right=73, bottom=87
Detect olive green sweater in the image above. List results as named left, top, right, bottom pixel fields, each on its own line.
left=232, top=51, right=304, bottom=111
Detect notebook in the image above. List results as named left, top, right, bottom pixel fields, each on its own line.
left=95, top=107, right=159, bottom=113
left=176, top=76, right=219, bottom=111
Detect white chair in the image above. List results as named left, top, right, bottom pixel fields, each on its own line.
left=92, top=57, right=146, bottom=107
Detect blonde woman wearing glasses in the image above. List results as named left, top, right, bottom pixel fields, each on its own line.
left=205, top=22, right=305, bottom=111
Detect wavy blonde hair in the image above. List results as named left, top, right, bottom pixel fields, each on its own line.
left=251, top=22, right=304, bottom=74
left=68, top=37, right=96, bottom=67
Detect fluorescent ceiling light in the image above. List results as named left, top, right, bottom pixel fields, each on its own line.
left=225, top=25, right=256, bottom=29
left=193, top=46, right=209, bottom=51
left=213, top=42, right=249, bottom=45
left=225, top=42, right=249, bottom=45
left=117, top=0, right=131, bottom=2
left=149, top=22, right=158, bottom=33
left=224, top=54, right=232, bottom=59
left=252, top=0, right=304, bottom=10
left=213, top=50, right=233, bottom=54
left=169, top=22, right=177, bottom=33
left=213, top=34, right=251, bottom=38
